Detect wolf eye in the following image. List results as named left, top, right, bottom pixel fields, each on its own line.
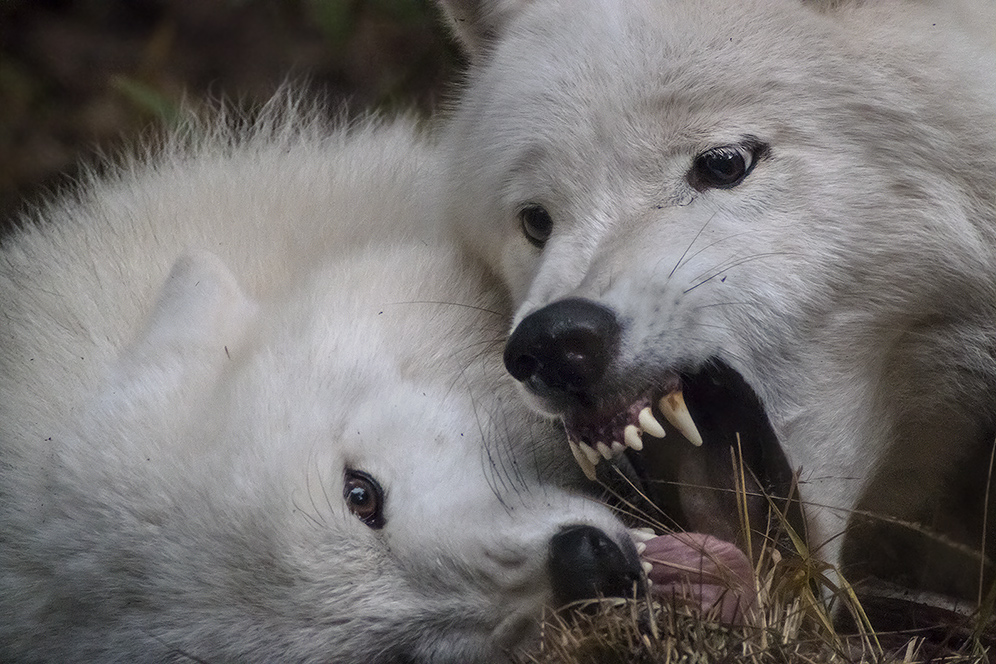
left=689, top=144, right=762, bottom=191
left=344, top=469, right=384, bottom=529
left=519, top=204, right=553, bottom=248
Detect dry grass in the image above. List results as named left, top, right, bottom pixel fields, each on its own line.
left=522, top=542, right=992, bottom=664
left=521, top=446, right=995, bottom=664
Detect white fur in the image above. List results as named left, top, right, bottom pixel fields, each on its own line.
left=438, top=0, right=996, bottom=597
left=0, top=99, right=630, bottom=662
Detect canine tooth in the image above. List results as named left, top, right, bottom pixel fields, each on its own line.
left=658, top=390, right=703, bottom=447
left=596, top=441, right=614, bottom=460
left=623, top=424, right=644, bottom=451
left=638, top=406, right=666, bottom=439
left=580, top=442, right=602, bottom=466
left=569, top=440, right=599, bottom=482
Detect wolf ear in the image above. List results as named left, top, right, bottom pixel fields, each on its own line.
left=138, top=250, right=255, bottom=354
left=435, top=0, right=532, bottom=60
left=106, top=250, right=257, bottom=405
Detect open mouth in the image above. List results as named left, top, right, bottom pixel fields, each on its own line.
left=562, top=360, right=802, bottom=541
left=502, top=297, right=802, bottom=542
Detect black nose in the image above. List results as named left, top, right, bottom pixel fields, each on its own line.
left=548, top=524, right=644, bottom=606
left=503, top=298, right=619, bottom=402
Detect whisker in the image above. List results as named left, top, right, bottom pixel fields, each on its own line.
left=380, top=299, right=505, bottom=318
left=664, top=228, right=759, bottom=281
left=666, top=211, right=719, bottom=280
left=684, top=251, right=800, bottom=293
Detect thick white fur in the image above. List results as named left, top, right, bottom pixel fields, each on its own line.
left=0, top=99, right=629, bottom=662
left=438, top=0, right=996, bottom=596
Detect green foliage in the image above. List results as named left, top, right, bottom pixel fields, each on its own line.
left=110, top=76, right=184, bottom=127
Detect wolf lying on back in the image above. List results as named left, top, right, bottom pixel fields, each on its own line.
left=0, top=102, right=643, bottom=662
left=438, top=0, right=996, bottom=600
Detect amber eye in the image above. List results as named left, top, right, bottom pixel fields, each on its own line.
left=344, top=470, right=384, bottom=529
left=519, top=204, right=553, bottom=247
left=688, top=143, right=764, bottom=191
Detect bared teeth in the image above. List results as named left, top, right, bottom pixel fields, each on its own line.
left=566, top=390, right=704, bottom=481
left=637, top=406, right=666, bottom=439
left=623, top=424, right=643, bottom=451
left=569, top=439, right=599, bottom=481
left=658, top=390, right=703, bottom=446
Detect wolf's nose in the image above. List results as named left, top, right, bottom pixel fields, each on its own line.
left=548, top=524, right=643, bottom=606
left=504, top=298, right=619, bottom=400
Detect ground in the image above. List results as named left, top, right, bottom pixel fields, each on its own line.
left=0, top=0, right=454, bottom=227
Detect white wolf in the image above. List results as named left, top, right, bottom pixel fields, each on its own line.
left=0, top=101, right=643, bottom=662
left=437, top=0, right=996, bottom=601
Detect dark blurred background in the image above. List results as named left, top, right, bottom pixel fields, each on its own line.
left=0, top=0, right=458, bottom=225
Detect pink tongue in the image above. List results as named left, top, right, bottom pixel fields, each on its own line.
left=640, top=532, right=755, bottom=624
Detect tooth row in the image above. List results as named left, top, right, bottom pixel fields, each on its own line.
left=569, top=389, right=706, bottom=480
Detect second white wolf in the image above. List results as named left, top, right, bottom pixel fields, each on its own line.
left=0, top=102, right=642, bottom=662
